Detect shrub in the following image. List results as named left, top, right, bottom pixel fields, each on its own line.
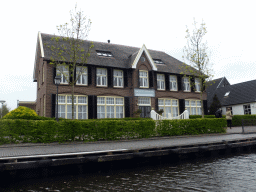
left=3, top=106, right=38, bottom=120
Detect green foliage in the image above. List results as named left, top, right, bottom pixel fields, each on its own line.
left=190, top=115, right=216, bottom=119
left=3, top=106, right=38, bottom=120
left=209, top=94, right=221, bottom=115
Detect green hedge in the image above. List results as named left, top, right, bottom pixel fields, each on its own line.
left=0, top=118, right=227, bottom=145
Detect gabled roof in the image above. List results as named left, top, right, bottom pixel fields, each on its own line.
left=215, top=79, right=256, bottom=106
left=206, top=77, right=230, bottom=108
left=33, top=32, right=201, bottom=81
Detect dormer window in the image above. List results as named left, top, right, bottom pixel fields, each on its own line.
left=224, top=91, right=230, bottom=97
left=153, top=59, right=165, bottom=65
left=96, top=50, right=113, bottom=57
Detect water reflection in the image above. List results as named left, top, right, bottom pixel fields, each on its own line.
left=3, top=153, right=256, bottom=192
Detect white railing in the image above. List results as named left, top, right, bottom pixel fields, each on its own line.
left=150, top=110, right=189, bottom=120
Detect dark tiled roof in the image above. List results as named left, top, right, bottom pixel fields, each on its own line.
left=206, top=77, right=230, bottom=108
left=41, top=33, right=197, bottom=75
left=215, top=79, right=256, bottom=106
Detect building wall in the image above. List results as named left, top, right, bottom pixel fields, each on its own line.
left=19, top=102, right=36, bottom=111
left=38, top=52, right=207, bottom=118
left=222, top=102, right=256, bottom=115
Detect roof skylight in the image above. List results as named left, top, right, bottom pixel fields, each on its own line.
left=224, top=91, right=230, bottom=97
left=153, top=59, right=165, bottom=65
left=96, top=50, right=113, bottom=57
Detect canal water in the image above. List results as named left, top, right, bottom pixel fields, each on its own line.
left=2, top=152, right=256, bottom=191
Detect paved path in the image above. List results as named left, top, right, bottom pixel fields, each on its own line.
left=0, top=126, right=256, bottom=159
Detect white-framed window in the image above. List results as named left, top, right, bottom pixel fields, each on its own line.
left=76, top=66, right=87, bottom=85
left=138, top=97, right=151, bottom=106
left=139, top=70, right=149, bottom=88
left=169, top=75, right=177, bottom=91
left=185, top=99, right=202, bottom=115
left=182, top=77, right=190, bottom=91
left=157, top=74, right=165, bottom=90
left=97, top=96, right=124, bottom=119
left=96, top=68, right=107, bottom=86
left=57, top=95, right=88, bottom=119
left=158, top=98, right=179, bottom=118
left=195, top=78, right=201, bottom=92
left=56, top=65, right=69, bottom=84
left=113, top=70, right=123, bottom=87
left=244, top=104, right=251, bottom=115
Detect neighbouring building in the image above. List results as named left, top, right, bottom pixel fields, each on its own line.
left=207, top=77, right=256, bottom=115
left=29, top=32, right=207, bottom=119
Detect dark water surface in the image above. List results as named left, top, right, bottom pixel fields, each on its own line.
left=2, top=153, right=256, bottom=192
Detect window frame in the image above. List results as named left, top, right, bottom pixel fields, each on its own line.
left=157, top=74, right=165, bottom=90
left=57, top=94, right=88, bottom=119
left=97, top=96, right=124, bottom=119
left=182, top=77, right=191, bottom=92
left=113, top=69, right=124, bottom=88
left=158, top=98, right=179, bottom=118
left=138, top=97, right=151, bottom=106
left=139, top=70, right=149, bottom=88
left=243, top=104, right=251, bottom=115
left=195, top=78, right=201, bottom=92
left=56, top=65, right=69, bottom=85
left=169, top=75, right=178, bottom=91
left=76, top=66, right=88, bottom=86
left=96, top=68, right=108, bottom=87
left=185, top=99, right=202, bottom=115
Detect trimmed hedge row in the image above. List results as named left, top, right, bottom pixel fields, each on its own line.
left=190, top=115, right=256, bottom=127
left=0, top=118, right=226, bottom=144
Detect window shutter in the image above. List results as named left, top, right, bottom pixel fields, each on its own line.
left=53, top=67, right=56, bottom=84
left=88, top=66, right=92, bottom=85
left=125, top=97, right=130, bottom=117
left=149, top=71, right=153, bottom=88
left=191, top=77, right=195, bottom=92
left=179, top=99, right=185, bottom=115
left=124, top=69, right=128, bottom=87
left=202, top=78, right=205, bottom=92
left=155, top=98, right=158, bottom=111
left=177, top=75, right=182, bottom=91
left=74, top=66, right=77, bottom=85
left=165, top=74, right=169, bottom=91
left=51, top=94, right=56, bottom=118
left=88, top=95, right=97, bottom=119
left=203, top=100, right=208, bottom=115
left=108, top=68, right=113, bottom=87
left=94, top=67, right=97, bottom=86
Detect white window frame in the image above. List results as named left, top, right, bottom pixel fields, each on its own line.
left=157, top=74, right=165, bottom=90
left=158, top=98, right=179, bottom=118
left=182, top=77, right=190, bottom=92
left=57, top=95, right=88, bottom=119
left=138, top=97, right=151, bottom=106
left=185, top=99, right=202, bottom=115
left=97, top=96, right=124, bottom=119
left=56, top=65, right=69, bottom=84
left=96, top=68, right=107, bottom=87
left=169, top=75, right=177, bottom=91
left=139, top=70, right=149, bottom=88
left=243, top=104, right=251, bottom=115
left=113, top=70, right=123, bottom=88
left=76, top=66, right=88, bottom=86
left=195, top=78, right=201, bottom=92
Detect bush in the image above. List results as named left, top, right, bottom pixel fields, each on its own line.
left=189, top=115, right=216, bottom=119
left=3, top=106, right=38, bottom=120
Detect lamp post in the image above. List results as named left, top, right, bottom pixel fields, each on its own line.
left=54, top=76, right=61, bottom=122
left=0, top=100, right=6, bottom=119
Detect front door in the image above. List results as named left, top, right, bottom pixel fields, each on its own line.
left=139, top=106, right=151, bottom=118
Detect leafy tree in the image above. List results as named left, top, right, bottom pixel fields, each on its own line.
left=46, top=5, right=94, bottom=120
left=181, top=19, right=214, bottom=118
left=0, top=104, right=10, bottom=119
left=209, top=94, right=221, bottom=115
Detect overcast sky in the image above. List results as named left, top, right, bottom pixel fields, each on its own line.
left=1, top=0, right=255, bottom=110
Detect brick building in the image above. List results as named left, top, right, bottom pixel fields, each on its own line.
left=32, top=32, right=207, bottom=119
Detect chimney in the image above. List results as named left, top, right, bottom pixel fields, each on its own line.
left=108, top=40, right=110, bottom=43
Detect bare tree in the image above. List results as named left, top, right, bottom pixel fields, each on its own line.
left=47, top=5, right=94, bottom=119
left=181, top=19, right=214, bottom=118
